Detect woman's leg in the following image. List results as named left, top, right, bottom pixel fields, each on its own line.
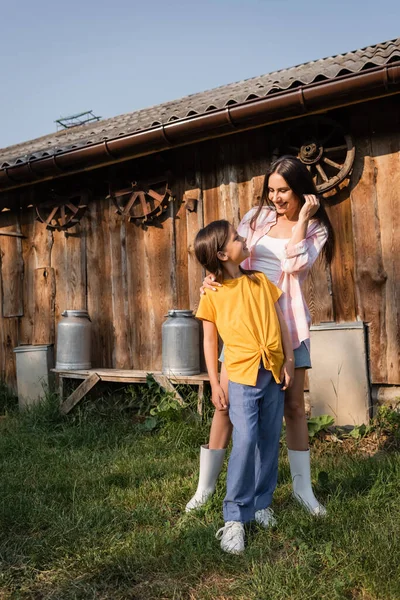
left=284, top=368, right=309, bottom=451
left=185, top=364, right=232, bottom=512
left=284, top=368, right=326, bottom=516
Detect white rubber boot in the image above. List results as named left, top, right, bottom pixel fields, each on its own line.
left=288, top=449, right=327, bottom=517
left=185, top=445, right=226, bottom=512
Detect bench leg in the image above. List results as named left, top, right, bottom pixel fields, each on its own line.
left=60, top=372, right=101, bottom=415
left=197, top=382, right=204, bottom=417
left=58, top=376, right=64, bottom=406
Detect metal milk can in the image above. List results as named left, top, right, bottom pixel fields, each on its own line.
left=56, top=310, right=92, bottom=370
left=162, top=309, right=200, bottom=376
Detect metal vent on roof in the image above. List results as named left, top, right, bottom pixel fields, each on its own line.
left=55, top=110, right=101, bottom=130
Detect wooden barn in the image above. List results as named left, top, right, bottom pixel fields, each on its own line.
left=0, top=38, right=399, bottom=413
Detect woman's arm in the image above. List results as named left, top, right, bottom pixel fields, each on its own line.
left=201, top=273, right=222, bottom=294
left=275, top=303, right=294, bottom=390
left=287, top=194, right=320, bottom=250
left=202, top=320, right=227, bottom=410
left=282, top=221, right=328, bottom=275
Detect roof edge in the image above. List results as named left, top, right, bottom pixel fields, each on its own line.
left=1, top=61, right=400, bottom=193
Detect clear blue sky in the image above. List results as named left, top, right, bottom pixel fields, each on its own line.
left=1, top=0, right=399, bottom=149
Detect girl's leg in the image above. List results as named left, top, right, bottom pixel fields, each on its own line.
left=185, top=364, right=231, bottom=512
left=223, top=380, right=260, bottom=524
left=284, top=368, right=326, bottom=516
left=254, top=370, right=284, bottom=512
left=209, top=364, right=233, bottom=449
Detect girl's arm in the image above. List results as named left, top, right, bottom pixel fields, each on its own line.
left=202, top=320, right=228, bottom=410
left=275, top=303, right=294, bottom=390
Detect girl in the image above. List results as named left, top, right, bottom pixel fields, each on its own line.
left=187, top=156, right=334, bottom=517
left=194, top=220, right=294, bottom=554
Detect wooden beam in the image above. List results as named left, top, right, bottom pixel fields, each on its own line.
left=0, top=230, right=25, bottom=238
left=60, top=372, right=101, bottom=415
left=152, top=373, right=185, bottom=406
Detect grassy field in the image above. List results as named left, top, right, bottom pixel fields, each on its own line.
left=0, top=383, right=399, bottom=600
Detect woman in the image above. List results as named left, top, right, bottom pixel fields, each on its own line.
left=186, top=155, right=334, bottom=517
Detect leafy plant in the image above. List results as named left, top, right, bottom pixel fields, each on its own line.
left=307, top=414, right=334, bottom=438
left=349, top=423, right=373, bottom=440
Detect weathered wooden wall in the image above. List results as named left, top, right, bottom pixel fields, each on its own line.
left=0, top=97, right=399, bottom=390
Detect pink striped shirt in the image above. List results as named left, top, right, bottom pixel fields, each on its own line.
left=238, top=206, right=328, bottom=350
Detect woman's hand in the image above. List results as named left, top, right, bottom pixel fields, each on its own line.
left=211, top=384, right=228, bottom=410
left=298, top=194, right=320, bottom=222
left=280, top=359, right=294, bottom=391
left=200, top=274, right=222, bottom=295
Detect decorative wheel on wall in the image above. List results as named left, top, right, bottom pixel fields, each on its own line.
left=284, top=116, right=355, bottom=194
left=108, top=177, right=173, bottom=224
left=35, top=191, right=88, bottom=230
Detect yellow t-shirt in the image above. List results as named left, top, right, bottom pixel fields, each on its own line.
left=196, top=272, right=284, bottom=386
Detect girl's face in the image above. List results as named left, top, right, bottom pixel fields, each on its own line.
left=267, top=172, right=302, bottom=220
left=220, top=225, right=249, bottom=264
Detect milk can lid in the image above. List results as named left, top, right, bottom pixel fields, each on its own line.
left=61, top=309, right=90, bottom=319
left=167, top=309, right=194, bottom=317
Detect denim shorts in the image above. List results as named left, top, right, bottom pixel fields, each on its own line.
left=219, top=341, right=311, bottom=369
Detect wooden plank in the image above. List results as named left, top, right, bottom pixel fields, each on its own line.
left=32, top=267, right=56, bottom=345
left=303, top=253, right=334, bottom=325
left=0, top=211, right=24, bottom=317
left=60, top=372, right=101, bottom=414
left=350, top=136, right=388, bottom=383
left=202, top=142, right=222, bottom=226
left=0, top=314, right=19, bottom=392
left=326, top=192, right=357, bottom=323
left=170, top=164, right=189, bottom=310
left=86, top=196, right=113, bottom=368
left=32, top=219, right=53, bottom=268
left=125, top=211, right=147, bottom=369
left=19, top=208, right=36, bottom=344
left=52, top=223, right=87, bottom=347
left=370, top=128, right=400, bottom=384
left=152, top=373, right=185, bottom=406
left=137, top=204, right=175, bottom=371
left=184, top=184, right=204, bottom=312
left=108, top=197, right=131, bottom=369
left=52, top=367, right=210, bottom=383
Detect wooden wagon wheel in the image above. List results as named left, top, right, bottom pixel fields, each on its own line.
left=36, top=191, right=88, bottom=231
left=284, top=116, right=355, bottom=194
left=108, top=177, right=173, bottom=224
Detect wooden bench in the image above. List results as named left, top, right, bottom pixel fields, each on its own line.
left=52, top=368, right=210, bottom=415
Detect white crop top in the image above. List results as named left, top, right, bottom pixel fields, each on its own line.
left=250, top=236, right=289, bottom=285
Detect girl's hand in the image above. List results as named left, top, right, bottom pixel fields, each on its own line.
left=298, top=194, right=320, bottom=222
left=211, top=384, right=228, bottom=410
left=280, top=359, right=294, bottom=391
left=200, top=274, right=222, bottom=296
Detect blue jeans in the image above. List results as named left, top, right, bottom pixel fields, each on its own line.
left=223, top=366, right=284, bottom=523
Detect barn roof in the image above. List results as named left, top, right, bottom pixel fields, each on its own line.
left=0, top=37, right=399, bottom=188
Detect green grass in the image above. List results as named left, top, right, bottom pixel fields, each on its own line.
left=0, top=391, right=399, bottom=599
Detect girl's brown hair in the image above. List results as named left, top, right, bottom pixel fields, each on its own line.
left=194, top=220, right=257, bottom=283
left=250, top=155, right=335, bottom=263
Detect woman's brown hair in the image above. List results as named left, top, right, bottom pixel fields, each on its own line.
left=250, top=155, right=335, bottom=263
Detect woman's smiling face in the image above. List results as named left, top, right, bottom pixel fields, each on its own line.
left=268, top=172, right=302, bottom=220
